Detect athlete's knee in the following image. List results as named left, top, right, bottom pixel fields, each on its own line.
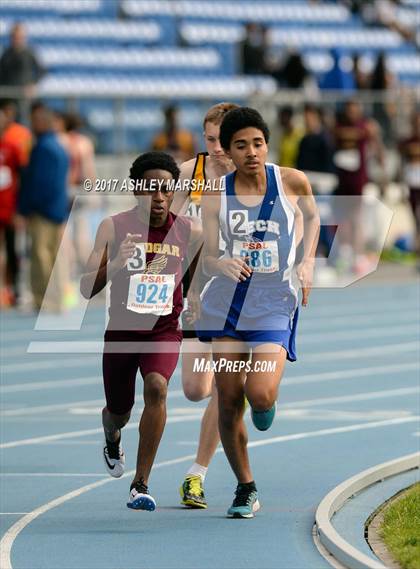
left=103, top=406, right=131, bottom=428
left=247, top=391, right=276, bottom=412
left=182, top=376, right=211, bottom=402
left=144, top=373, right=168, bottom=405
left=218, top=393, right=244, bottom=427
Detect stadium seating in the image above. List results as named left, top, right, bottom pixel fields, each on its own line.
left=1, top=0, right=418, bottom=152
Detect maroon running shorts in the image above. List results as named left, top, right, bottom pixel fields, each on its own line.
left=102, top=328, right=182, bottom=415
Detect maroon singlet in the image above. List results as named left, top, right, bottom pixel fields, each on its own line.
left=107, top=207, right=191, bottom=333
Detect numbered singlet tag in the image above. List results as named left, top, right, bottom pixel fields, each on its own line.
left=127, top=273, right=175, bottom=315
left=125, top=244, right=175, bottom=315
left=126, top=244, right=146, bottom=272
left=232, top=240, right=279, bottom=273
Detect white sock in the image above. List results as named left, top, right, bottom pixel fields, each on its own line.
left=187, top=463, right=208, bottom=481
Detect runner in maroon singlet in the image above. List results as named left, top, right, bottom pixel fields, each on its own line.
left=80, top=152, right=201, bottom=511
left=334, top=100, right=385, bottom=273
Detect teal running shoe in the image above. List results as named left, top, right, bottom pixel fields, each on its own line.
left=227, top=484, right=260, bottom=518
left=251, top=402, right=277, bottom=431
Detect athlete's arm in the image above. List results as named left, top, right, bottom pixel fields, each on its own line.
left=185, top=216, right=204, bottom=322
left=285, top=169, right=320, bottom=306
left=201, top=193, right=251, bottom=282
left=79, top=218, right=140, bottom=299
left=171, top=159, right=195, bottom=215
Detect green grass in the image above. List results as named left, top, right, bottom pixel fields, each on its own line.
left=380, top=483, right=420, bottom=569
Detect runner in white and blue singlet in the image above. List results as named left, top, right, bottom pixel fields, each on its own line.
left=195, top=107, right=319, bottom=519
left=198, top=162, right=299, bottom=354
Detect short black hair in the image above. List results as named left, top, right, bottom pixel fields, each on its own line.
left=219, top=107, right=270, bottom=151
left=129, top=151, right=180, bottom=182
left=0, top=98, right=17, bottom=111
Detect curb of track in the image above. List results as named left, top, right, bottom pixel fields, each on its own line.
left=314, top=452, right=420, bottom=569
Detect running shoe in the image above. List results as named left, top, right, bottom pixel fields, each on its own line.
left=227, top=485, right=260, bottom=518
left=251, top=402, right=277, bottom=431
left=103, top=437, right=125, bottom=478
left=180, top=475, right=207, bottom=509
left=127, top=480, right=156, bottom=511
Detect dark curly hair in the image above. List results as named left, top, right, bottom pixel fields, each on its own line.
left=219, top=107, right=270, bottom=151
left=129, top=151, right=180, bottom=182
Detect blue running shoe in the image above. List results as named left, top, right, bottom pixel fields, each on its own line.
left=227, top=484, right=260, bottom=518
left=251, top=402, right=277, bottom=431
left=127, top=480, right=156, bottom=511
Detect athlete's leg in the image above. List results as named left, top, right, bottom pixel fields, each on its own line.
left=133, top=372, right=168, bottom=486
left=102, top=407, right=131, bottom=443
left=102, top=342, right=138, bottom=478
left=213, top=337, right=252, bottom=483
left=180, top=341, right=220, bottom=507
left=244, top=344, right=287, bottom=411
left=195, top=381, right=219, bottom=466
left=181, top=339, right=214, bottom=401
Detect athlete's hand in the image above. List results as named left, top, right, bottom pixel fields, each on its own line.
left=185, top=289, right=201, bottom=323
left=296, top=259, right=314, bottom=307
left=217, top=257, right=252, bottom=282
left=114, top=233, right=143, bottom=270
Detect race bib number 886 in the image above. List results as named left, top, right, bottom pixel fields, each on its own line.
left=233, top=240, right=279, bottom=273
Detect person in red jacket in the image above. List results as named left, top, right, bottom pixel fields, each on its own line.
left=0, top=107, right=22, bottom=306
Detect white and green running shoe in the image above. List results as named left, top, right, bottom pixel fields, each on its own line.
left=227, top=484, right=260, bottom=518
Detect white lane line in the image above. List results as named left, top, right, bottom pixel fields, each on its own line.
left=0, top=412, right=204, bottom=449
left=299, top=324, right=418, bottom=345
left=287, top=362, right=419, bottom=386
left=0, top=320, right=414, bottom=359
left=1, top=416, right=418, bottom=569
left=1, top=382, right=418, bottom=450
left=281, top=387, right=420, bottom=409
left=2, top=358, right=98, bottom=374
left=1, top=323, right=102, bottom=342
left=0, top=376, right=101, bottom=394
left=0, top=389, right=186, bottom=417
left=304, top=342, right=418, bottom=362
left=0, top=473, right=108, bottom=478
left=2, top=360, right=419, bottom=410
left=1, top=303, right=416, bottom=342
left=21, top=324, right=420, bottom=355
left=301, top=310, right=416, bottom=331
left=246, top=416, right=420, bottom=449
left=2, top=311, right=418, bottom=355
left=0, top=513, right=30, bottom=516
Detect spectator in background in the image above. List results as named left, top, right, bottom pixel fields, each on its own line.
left=320, top=48, right=355, bottom=91
left=240, top=23, right=268, bottom=75
left=297, top=104, right=335, bottom=175
left=0, top=23, right=45, bottom=96
left=399, top=111, right=420, bottom=271
left=370, top=51, right=396, bottom=145
left=297, top=104, right=336, bottom=258
left=61, top=112, right=96, bottom=269
left=0, top=108, right=22, bottom=307
left=273, top=50, right=309, bottom=89
left=18, top=102, right=69, bottom=312
left=0, top=98, right=31, bottom=306
left=352, top=54, right=370, bottom=90
left=0, top=98, right=32, bottom=165
left=152, top=105, right=196, bottom=164
left=333, top=99, right=385, bottom=274
left=277, top=106, right=304, bottom=168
